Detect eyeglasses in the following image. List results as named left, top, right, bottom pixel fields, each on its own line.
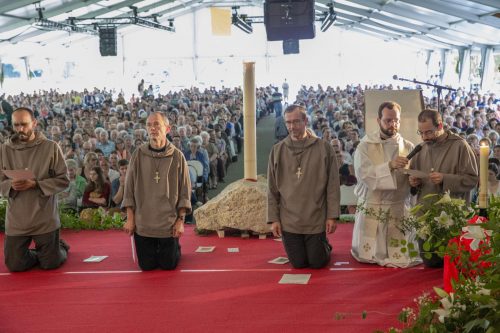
left=417, top=128, right=437, bottom=136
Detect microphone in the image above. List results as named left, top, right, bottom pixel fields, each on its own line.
left=406, top=144, right=422, bottom=160
left=392, top=75, right=398, bottom=80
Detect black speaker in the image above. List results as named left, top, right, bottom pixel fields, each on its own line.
left=283, top=39, right=299, bottom=54
left=264, top=0, right=315, bottom=41
left=99, top=27, right=117, bottom=56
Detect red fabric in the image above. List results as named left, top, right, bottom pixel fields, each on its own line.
left=443, top=216, right=491, bottom=292
left=0, top=224, right=443, bottom=332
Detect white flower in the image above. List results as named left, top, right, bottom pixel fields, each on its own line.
left=434, top=211, right=454, bottom=228
left=432, top=293, right=465, bottom=323
left=432, top=293, right=454, bottom=323
left=417, top=224, right=431, bottom=239
left=435, top=191, right=452, bottom=205
left=461, top=225, right=492, bottom=251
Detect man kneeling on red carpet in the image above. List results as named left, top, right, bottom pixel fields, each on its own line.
left=122, top=112, right=192, bottom=271
left=267, top=105, right=340, bottom=269
left=1, top=107, right=70, bottom=272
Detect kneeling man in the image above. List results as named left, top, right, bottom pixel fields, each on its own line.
left=122, top=112, right=191, bottom=270
left=267, top=105, right=340, bottom=268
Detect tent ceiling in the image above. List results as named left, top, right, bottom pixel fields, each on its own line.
left=0, top=0, right=498, bottom=52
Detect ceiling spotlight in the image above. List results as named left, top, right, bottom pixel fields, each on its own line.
left=321, top=2, right=337, bottom=32
left=232, top=7, right=253, bottom=34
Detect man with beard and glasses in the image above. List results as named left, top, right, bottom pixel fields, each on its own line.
left=267, top=104, right=340, bottom=269
left=0, top=107, right=70, bottom=272
left=352, top=101, right=422, bottom=267
left=409, top=109, right=478, bottom=204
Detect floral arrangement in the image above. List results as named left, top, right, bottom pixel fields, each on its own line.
left=399, top=192, right=474, bottom=259
left=383, top=197, right=499, bottom=332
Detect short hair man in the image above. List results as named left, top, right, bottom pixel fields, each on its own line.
left=409, top=109, right=478, bottom=204
left=1, top=107, right=70, bottom=272
left=352, top=101, right=421, bottom=267
left=267, top=104, right=340, bottom=269
left=122, top=112, right=191, bottom=270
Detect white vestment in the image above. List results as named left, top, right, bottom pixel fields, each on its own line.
left=351, top=131, right=422, bottom=268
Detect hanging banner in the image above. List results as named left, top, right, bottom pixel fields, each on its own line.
left=211, top=7, right=231, bottom=36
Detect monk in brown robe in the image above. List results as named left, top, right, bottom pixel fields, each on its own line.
left=267, top=104, right=340, bottom=269
left=409, top=109, right=478, bottom=204
left=1, top=107, right=70, bottom=272
left=122, top=112, right=191, bottom=271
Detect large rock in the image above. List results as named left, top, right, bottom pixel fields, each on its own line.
left=194, top=175, right=268, bottom=233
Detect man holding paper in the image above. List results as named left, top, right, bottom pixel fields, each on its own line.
left=409, top=109, right=478, bottom=204
left=352, top=101, right=421, bottom=267
left=0, top=107, right=70, bottom=272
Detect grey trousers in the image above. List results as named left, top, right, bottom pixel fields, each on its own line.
left=4, top=229, right=68, bottom=272
left=282, top=230, right=332, bottom=269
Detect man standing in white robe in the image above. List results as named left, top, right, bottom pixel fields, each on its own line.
left=352, top=101, right=422, bottom=267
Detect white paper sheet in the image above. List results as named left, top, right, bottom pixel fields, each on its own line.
left=83, top=256, right=108, bottom=263
left=195, top=246, right=216, bottom=253
left=268, top=257, right=289, bottom=264
left=278, top=274, right=311, bottom=285
left=2, top=169, right=35, bottom=180
left=400, top=169, right=429, bottom=179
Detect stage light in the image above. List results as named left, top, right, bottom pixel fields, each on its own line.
left=232, top=7, right=253, bottom=34
left=320, top=2, right=337, bottom=33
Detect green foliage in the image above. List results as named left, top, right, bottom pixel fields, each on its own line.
left=384, top=198, right=500, bottom=333
left=0, top=200, right=124, bottom=232
left=400, top=191, right=474, bottom=258
left=61, top=206, right=124, bottom=230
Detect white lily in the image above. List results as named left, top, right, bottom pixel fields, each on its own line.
left=435, top=191, right=452, bottom=205
left=434, top=211, right=454, bottom=227
left=432, top=293, right=454, bottom=323
left=461, top=225, right=492, bottom=251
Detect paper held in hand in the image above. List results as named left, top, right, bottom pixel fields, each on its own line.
left=83, top=256, right=108, bottom=263
left=195, top=246, right=216, bottom=253
left=268, top=257, right=289, bottom=264
left=279, top=274, right=311, bottom=285
left=400, top=168, right=429, bottom=179
left=2, top=169, right=35, bottom=180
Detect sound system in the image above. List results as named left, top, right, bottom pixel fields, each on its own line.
left=283, top=39, right=299, bottom=54
left=264, top=0, right=315, bottom=41
left=99, top=27, right=117, bottom=56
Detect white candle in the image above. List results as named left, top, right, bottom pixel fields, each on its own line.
left=478, top=144, right=489, bottom=208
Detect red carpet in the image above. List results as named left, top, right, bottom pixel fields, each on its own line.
left=0, top=224, right=442, bottom=333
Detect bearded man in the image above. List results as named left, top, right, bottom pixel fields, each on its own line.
left=352, top=101, right=421, bottom=267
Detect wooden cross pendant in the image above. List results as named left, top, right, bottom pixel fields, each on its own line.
left=296, top=167, right=303, bottom=179
left=154, top=171, right=160, bottom=183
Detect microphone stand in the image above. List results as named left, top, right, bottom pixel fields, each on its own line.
left=393, top=76, right=457, bottom=113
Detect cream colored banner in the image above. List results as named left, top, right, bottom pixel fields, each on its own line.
left=210, top=7, right=231, bottom=36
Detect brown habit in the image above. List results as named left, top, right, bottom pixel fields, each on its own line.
left=410, top=131, right=478, bottom=203
left=122, top=143, right=191, bottom=238
left=267, top=134, right=340, bottom=234
left=0, top=133, right=69, bottom=236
